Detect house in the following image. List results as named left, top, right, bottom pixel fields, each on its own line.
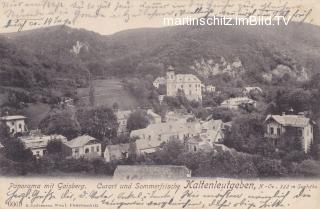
left=115, top=110, right=132, bottom=135
left=264, top=113, right=314, bottom=153
left=165, top=111, right=194, bottom=123
left=147, top=109, right=161, bottom=124
left=199, top=119, right=224, bottom=143
left=153, top=77, right=166, bottom=88
left=187, top=119, right=225, bottom=152
left=20, top=133, right=67, bottom=158
left=131, top=121, right=201, bottom=155
left=166, top=69, right=202, bottom=101
left=205, top=85, right=216, bottom=93
left=242, top=87, right=262, bottom=96
left=0, top=115, right=27, bottom=136
left=221, top=97, right=256, bottom=110
left=104, top=143, right=130, bottom=162
left=62, top=135, right=102, bottom=159
left=113, top=165, right=192, bottom=179
left=187, top=136, right=213, bottom=152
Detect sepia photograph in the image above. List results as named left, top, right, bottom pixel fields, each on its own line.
left=0, top=0, right=320, bottom=208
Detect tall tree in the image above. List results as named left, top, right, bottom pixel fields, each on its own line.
left=126, top=110, right=150, bottom=132
left=88, top=71, right=95, bottom=107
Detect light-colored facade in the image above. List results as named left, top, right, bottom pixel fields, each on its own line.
left=63, top=135, right=102, bottom=159
left=115, top=110, right=132, bottom=135
left=153, top=77, right=166, bottom=88
left=205, top=85, right=216, bottom=93
left=147, top=109, right=162, bottom=124
left=0, top=115, right=27, bottom=136
left=221, top=97, right=256, bottom=109
left=20, top=133, right=67, bottom=158
left=166, top=71, right=202, bottom=101
left=104, top=143, right=130, bottom=162
left=264, top=114, right=314, bottom=153
left=131, top=121, right=201, bottom=155
left=242, top=87, right=262, bottom=96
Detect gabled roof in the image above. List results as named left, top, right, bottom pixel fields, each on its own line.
left=113, top=165, right=191, bottom=179
left=0, top=115, right=26, bottom=121
left=265, top=115, right=311, bottom=127
left=64, top=135, right=99, bottom=148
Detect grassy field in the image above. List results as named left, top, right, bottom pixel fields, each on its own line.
left=77, top=79, right=139, bottom=110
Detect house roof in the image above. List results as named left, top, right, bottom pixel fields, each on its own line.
left=265, top=115, right=311, bottom=127
left=64, top=135, right=99, bottom=148
left=113, top=165, right=191, bottom=179
left=0, top=115, right=26, bottom=121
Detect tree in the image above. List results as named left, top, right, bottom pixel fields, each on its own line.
left=152, top=139, right=186, bottom=164
left=3, top=138, right=34, bottom=163
left=46, top=139, right=63, bottom=155
left=88, top=71, right=95, bottom=107
left=39, top=112, right=80, bottom=139
left=76, top=106, right=118, bottom=141
left=126, top=110, right=150, bottom=132
left=0, top=123, right=10, bottom=142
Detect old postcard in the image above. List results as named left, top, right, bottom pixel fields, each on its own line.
left=0, top=0, right=320, bottom=208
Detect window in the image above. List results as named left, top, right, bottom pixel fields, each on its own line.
left=298, top=129, right=303, bottom=137
left=85, top=148, right=89, bottom=153
left=277, top=128, right=281, bottom=135
left=11, top=122, right=14, bottom=125
left=19, top=124, right=22, bottom=129
left=194, top=146, right=197, bottom=152
left=75, top=148, right=79, bottom=154
left=97, top=146, right=100, bottom=152
left=270, top=127, right=274, bottom=135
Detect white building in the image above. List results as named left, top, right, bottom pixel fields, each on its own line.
left=242, top=87, right=262, bottom=96
left=0, top=115, right=27, bottom=136
left=147, top=109, right=162, bottom=124
left=115, top=110, right=132, bottom=135
left=131, top=121, right=201, bottom=155
left=62, top=135, right=101, bottom=159
left=20, top=133, right=67, bottom=158
left=205, top=85, right=216, bottom=93
left=166, top=70, right=202, bottom=101
left=265, top=114, right=315, bottom=153
left=221, top=97, right=256, bottom=109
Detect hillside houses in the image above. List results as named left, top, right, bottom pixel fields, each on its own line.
left=131, top=118, right=228, bottom=155
left=264, top=113, right=315, bottom=153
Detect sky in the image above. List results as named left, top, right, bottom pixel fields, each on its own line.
left=0, top=0, right=319, bottom=35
